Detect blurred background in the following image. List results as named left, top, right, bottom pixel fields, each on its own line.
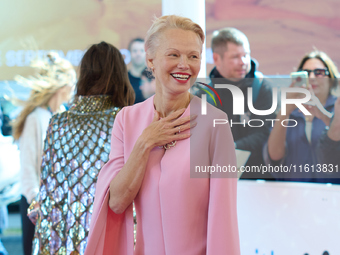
left=0, top=0, right=339, bottom=254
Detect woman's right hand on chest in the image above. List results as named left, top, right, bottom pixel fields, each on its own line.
left=138, top=108, right=197, bottom=149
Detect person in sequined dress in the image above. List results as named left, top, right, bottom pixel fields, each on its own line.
left=85, top=16, right=240, bottom=255
left=11, top=52, right=76, bottom=255
left=29, top=41, right=135, bottom=255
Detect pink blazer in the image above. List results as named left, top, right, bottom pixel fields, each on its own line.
left=85, top=95, right=240, bottom=255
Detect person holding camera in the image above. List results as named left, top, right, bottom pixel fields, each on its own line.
left=264, top=50, right=339, bottom=183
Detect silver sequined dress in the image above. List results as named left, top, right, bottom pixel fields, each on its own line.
left=32, top=95, right=120, bottom=255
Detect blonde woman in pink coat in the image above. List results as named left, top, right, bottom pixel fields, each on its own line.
left=85, top=15, right=240, bottom=255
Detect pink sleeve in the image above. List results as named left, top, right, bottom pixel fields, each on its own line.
left=206, top=116, right=240, bottom=255
left=85, top=108, right=134, bottom=255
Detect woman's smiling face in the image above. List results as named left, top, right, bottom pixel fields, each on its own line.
left=147, top=28, right=202, bottom=96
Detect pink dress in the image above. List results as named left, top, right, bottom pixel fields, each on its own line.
left=84, top=95, right=240, bottom=255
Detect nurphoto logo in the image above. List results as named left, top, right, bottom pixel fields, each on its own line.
left=197, top=82, right=318, bottom=128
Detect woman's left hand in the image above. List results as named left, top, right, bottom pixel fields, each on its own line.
left=303, top=89, right=332, bottom=125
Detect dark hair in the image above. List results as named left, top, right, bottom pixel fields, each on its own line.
left=297, top=50, right=339, bottom=92
left=76, top=41, right=135, bottom=107
left=128, top=38, right=145, bottom=51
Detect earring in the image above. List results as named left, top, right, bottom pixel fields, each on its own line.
left=151, top=67, right=155, bottom=72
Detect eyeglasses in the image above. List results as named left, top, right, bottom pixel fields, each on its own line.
left=299, top=68, right=330, bottom=77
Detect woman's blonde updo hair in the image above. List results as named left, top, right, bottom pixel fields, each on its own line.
left=144, top=15, right=205, bottom=58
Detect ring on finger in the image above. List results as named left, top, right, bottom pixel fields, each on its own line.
left=178, top=126, right=181, bottom=134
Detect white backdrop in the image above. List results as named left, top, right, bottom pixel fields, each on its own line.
left=238, top=180, right=340, bottom=255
